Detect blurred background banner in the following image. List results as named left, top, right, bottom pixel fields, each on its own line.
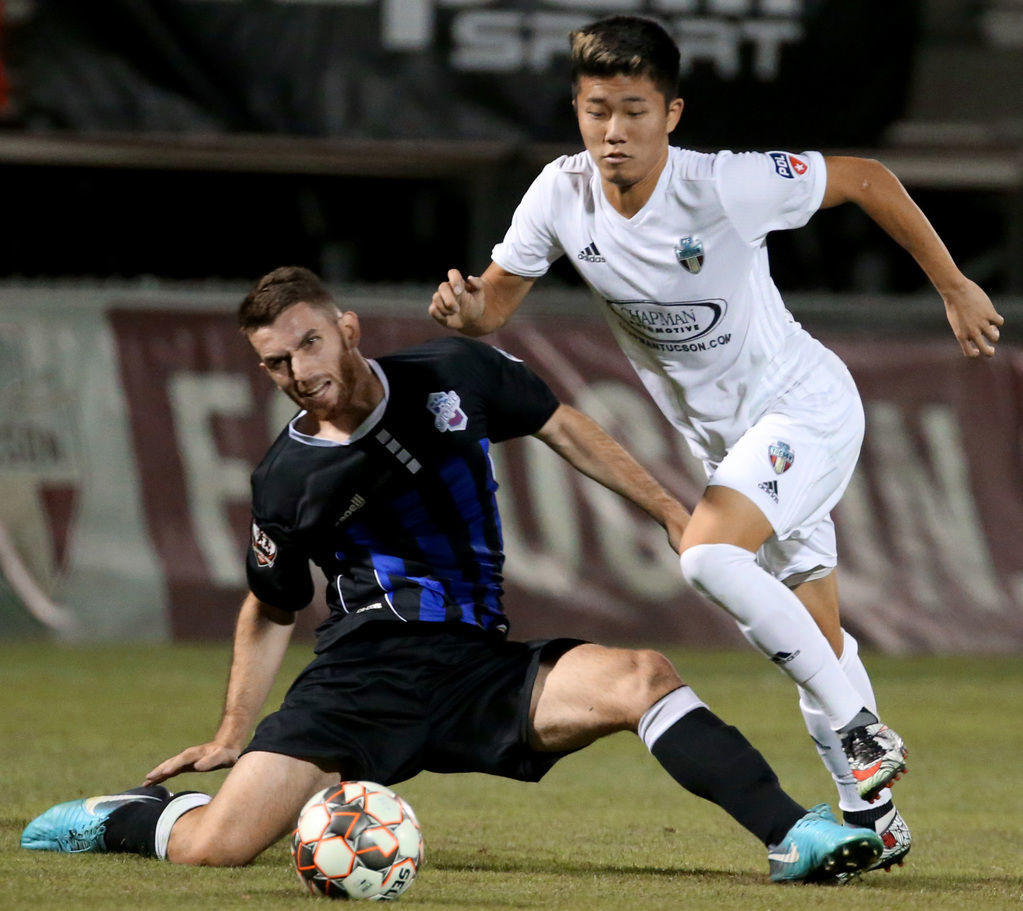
left=2, top=284, right=1022, bottom=652
left=9, top=0, right=918, bottom=146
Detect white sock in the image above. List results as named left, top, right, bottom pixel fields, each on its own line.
left=837, top=629, right=878, bottom=715
left=798, top=631, right=892, bottom=813
left=680, top=543, right=863, bottom=729
left=638, top=686, right=707, bottom=751
left=154, top=792, right=212, bottom=860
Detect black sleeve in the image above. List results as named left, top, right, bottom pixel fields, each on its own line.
left=245, top=518, right=314, bottom=612
left=460, top=339, right=560, bottom=442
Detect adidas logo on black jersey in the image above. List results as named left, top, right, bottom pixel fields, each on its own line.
left=577, top=242, right=605, bottom=263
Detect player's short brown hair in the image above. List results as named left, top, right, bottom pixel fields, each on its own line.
left=238, top=266, right=338, bottom=332
left=570, top=16, right=681, bottom=104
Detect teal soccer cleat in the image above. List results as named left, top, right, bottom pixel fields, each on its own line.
left=21, top=786, right=171, bottom=853
left=768, top=803, right=883, bottom=883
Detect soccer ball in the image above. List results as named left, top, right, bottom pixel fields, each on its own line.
left=291, top=781, right=424, bottom=900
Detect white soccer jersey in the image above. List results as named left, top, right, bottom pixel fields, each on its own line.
left=492, top=146, right=832, bottom=465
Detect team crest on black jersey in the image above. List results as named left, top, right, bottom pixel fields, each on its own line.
left=427, top=390, right=468, bottom=432
left=674, top=235, right=704, bottom=274
left=251, top=520, right=278, bottom=567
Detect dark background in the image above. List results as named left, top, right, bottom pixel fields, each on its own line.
left=1, top=0, right=1020, bottom=296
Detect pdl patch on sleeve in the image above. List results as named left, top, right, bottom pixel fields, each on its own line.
left=251, top=520, right=278, bottom=567
left=768, top=151, right=809, bottom=179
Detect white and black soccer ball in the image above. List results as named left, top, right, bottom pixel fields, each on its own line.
left=291, top=781, right=424, bottom=901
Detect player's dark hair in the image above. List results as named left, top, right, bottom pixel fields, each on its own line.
left=238, top=265, right=338, bottom=331
left=570, top=16, right=680, bottom=104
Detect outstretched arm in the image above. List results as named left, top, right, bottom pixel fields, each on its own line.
left=430, top=263, right=535, bottom=336
left=821, top=155, right=1004, bottom=358
left=534, top=404, right=690, bottom=552
left=144, top=592, right=296, bottom=785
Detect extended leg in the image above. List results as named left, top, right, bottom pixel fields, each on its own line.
left=22, top=751, right=338, bottom=867
left=528, top=644, right=882, bottom=881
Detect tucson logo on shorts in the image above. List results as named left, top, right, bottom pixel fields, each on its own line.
left=768, top=441, right=795, bottom=474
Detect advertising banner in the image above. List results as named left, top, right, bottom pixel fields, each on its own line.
left=10, top=1, right=918, bottom=147
left=1, top=285, right=1021, bottom=652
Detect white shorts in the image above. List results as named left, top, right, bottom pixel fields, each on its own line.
left=705, top=351, right=864, bottom=584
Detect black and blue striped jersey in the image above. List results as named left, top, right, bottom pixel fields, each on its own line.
left=246, top=336, right=559, bottom=651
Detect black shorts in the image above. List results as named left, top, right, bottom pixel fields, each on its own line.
left=243, top=623, right=585, bottom=786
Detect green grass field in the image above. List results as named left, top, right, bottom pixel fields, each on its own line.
left=2, top=643, right=1021, bottom=910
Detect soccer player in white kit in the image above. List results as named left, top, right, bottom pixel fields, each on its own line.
left=431, top=15, right=1003, bottom=876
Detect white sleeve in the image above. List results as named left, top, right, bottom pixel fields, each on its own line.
left=491, top=160, right=566, bottom=278
left=715, top=149, right=827, bottom=245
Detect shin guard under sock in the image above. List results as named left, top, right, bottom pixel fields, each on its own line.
left=103, top=789, right=175, bottom=856
left=104, top=789, right=211, bottom=857
left=649, top=706, right=804, bottom=847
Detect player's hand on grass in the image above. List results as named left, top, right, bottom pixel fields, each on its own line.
left=430, top=268, right=486, bottom=331
left=943, top=279, right=1004, bottom=358
left=143, top=741, right=241, bottom=786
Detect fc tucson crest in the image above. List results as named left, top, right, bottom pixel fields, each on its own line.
left=674, top=235, right=705, bottom=274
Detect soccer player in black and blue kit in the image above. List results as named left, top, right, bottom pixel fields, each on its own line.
left=22, top=266, right=883, bottom=883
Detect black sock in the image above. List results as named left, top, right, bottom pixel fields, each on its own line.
left=650, top=707, right=805, bottom=847
left=843, top=799, right=893, bottom=831
left=103, top=787, right=175, bottom=856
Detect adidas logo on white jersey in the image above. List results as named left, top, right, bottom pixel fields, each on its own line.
left=758, top=480, right=779, bottom=503
left=577, top=242, right=605, bottom=263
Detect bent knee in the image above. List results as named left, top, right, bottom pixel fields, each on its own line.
left=613, top=649, right=682, bottom=723
left=679, top=542, right=753, bottom=591
left=168, top=818, right=260, bottom=868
